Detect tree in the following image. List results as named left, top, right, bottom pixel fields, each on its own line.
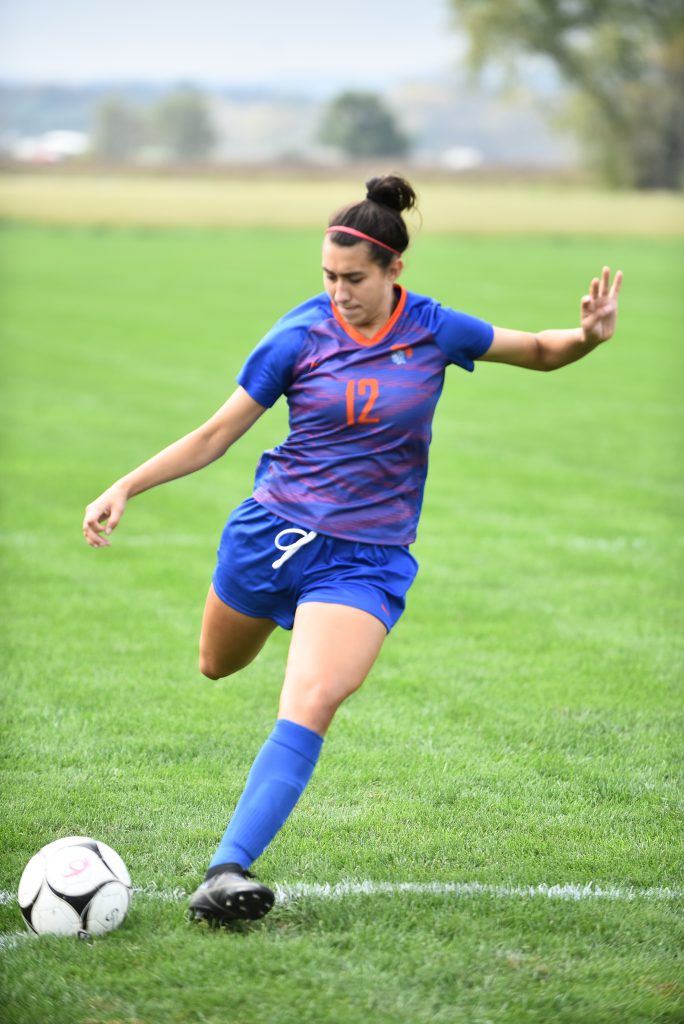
left=449, top=0, right=684, bottom=188
left=92, top=96, right=145, bottom=163
left=318, top=91, right=410, bottom=159
left=153, top=88, right=217, bottom=162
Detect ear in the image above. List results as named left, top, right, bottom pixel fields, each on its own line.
left=387, top=257, right=404, bottom=283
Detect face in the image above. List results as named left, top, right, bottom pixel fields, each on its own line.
left=322, top=238, right=403, bottom=334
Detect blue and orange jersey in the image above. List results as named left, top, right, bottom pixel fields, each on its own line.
left=237, top=286, right=493, bottom=545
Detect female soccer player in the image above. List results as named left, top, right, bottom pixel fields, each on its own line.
left=83, top=175, right=622, bottom=925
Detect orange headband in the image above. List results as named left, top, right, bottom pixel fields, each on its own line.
left=326, top=226, right=401, bottom=257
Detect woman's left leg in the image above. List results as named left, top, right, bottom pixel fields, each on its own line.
left=279, top=601, right=387, bottom=734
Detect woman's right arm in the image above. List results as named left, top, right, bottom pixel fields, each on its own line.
left=82, top=386, right=266, bottom=548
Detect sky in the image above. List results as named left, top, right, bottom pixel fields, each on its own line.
left=0, top=0, right=465, bottom=91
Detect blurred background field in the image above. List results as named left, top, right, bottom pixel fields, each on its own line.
left=1, top=0, right=682, bottom=190
left=1, top=172, right=683, bottom=234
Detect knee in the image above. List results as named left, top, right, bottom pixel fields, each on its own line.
left=198, top=653, right=241, bottom=680
left=281, top=677, right=359, bottom=728
left=308, top=681, right=346, bottom=718
left=199, top=655, right=221, bottom=680
left=200, top=665, right=220, bottom=681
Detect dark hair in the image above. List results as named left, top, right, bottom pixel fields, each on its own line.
left=327, top=174, right=418, bottom=267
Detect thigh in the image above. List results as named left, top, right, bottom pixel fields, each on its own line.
left=199, top=584, right=277, bottom=679
left=278, top=602, right=387, bottom=735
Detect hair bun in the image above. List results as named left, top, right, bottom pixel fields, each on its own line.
left=364, top=174, right=417, bottom=214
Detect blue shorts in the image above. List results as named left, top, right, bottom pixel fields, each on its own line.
left=212, top=497, right=418, bottom=633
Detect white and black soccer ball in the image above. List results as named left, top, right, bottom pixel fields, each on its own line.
left=18, top=836, right=132, bottom=937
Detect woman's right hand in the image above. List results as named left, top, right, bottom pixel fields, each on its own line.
left=81, top=388, right=266, bottom=549
left=82, top=484, right=128, bottom=548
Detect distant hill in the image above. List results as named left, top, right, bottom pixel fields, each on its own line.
left=0, top=78, right=578, bottom=168
left=0, top=82, right=280, bottom=135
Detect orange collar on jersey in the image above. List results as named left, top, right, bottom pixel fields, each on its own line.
left=332, top=285, right=407, bottom=348
left=326, top=226, right=401, bottom=257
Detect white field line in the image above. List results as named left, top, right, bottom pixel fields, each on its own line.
left=272, top=881, right=683, bottom=903
left=2, top=880, right=681, bottom=952
left=2, top=879, right=681, bottom=912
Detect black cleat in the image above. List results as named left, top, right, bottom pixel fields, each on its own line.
left=188, top=863, right=275, bottom=925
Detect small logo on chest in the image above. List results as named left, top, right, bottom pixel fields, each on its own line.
left=390, top=344, right=413, bottom=366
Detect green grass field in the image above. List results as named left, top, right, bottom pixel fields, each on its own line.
left=2, top=173, right=684, bottom=235
left=1, top=217, right=683, bottom=1023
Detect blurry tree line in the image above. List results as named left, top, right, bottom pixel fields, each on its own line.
left=449, top=0, right=684, bottom=189
left=62, top=1, right=684, bottom=188
left=317, top=92, right=409, bottom=158
left=92, top=87, right=409, bottom=164
left=93, top=88, right=217, bottom=162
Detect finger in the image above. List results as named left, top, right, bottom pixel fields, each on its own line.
left=581, top=295, right=593, bottom=316
left=83, top=523, right=111, bottom=547
left=600, top=266, right=610, bottom=296
left=83, top=507, right=111, bottom=542
left=83, top=510, right=107, bottom=533
left=590, top=277, right=600, bottom=301
left=85, top=500, right=114, bottom=524
left=610, top=269, right=623, bottom=298
left=105, top=506, right=123, bottom=533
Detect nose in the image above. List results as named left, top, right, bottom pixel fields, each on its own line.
left=334, top=280, right=351, bottom=306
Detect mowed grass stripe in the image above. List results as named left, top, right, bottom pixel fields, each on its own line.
left=1, top=173, right=684, bottom=234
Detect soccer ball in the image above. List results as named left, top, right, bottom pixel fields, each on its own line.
left=18, top=836, right=132, bottom=937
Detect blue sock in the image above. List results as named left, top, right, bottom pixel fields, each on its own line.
left=209, top=718, right=324, bottom=871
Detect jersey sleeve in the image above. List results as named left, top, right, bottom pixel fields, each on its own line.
left=431, top=304, right=494, bottom=372
left=237, top=321, right=307, bottom=408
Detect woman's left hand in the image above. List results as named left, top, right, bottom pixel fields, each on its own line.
left=581, top=266, right=623, bottom=345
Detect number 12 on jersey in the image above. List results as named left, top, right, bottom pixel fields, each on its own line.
left=345, top=378, right=380, bottom=426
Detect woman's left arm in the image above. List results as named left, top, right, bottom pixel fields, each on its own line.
left=479, top=266, right=623, bottom=372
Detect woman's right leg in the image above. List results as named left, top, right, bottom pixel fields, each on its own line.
left=198, top=584, right=277, bottom=680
